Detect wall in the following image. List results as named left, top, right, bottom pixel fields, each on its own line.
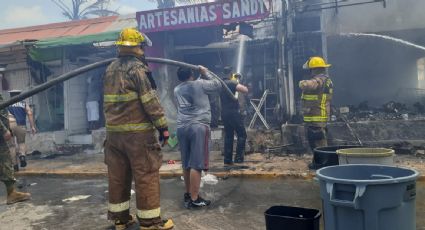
left=64, top=62, right=89, bottom=135
left=2, top=62, right=30, bottom=91
left=323, top=0, right=425, bottom=35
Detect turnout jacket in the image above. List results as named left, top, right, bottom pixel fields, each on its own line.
left=103, top=55, right=167, bottom=133
left=299, top=74, right=333, bottom=127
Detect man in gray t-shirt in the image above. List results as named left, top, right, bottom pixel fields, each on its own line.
left=174, top=66, right=221, bottom=209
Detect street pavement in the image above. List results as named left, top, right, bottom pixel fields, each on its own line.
left=14, top=151, right=425, bottom=179
left=3, top=151, right=425, bottom=229
left=0, top=177, right=321, bottom=230
left=0, top=177, right=424, bottom=230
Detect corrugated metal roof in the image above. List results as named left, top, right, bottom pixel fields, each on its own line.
left=0, top=15, right=137, bottom=45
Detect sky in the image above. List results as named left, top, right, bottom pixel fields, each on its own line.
left=0, top=0, right=158, bottom=30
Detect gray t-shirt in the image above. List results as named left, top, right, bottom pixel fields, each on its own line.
left=174, top=76, right=221, bottom=128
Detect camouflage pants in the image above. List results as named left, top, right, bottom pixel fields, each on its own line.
left=0, top=141, right=15, bottom=185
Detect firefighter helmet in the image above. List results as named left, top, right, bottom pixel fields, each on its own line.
left=231, top=73, right=242, bottom=81
left=303, top=56, right=331, bottom=69
left=115, top=28, right=152, bottom=47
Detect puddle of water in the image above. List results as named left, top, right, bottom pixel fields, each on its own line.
left=62, top=195, right=91, bottom=203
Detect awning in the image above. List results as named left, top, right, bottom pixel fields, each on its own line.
left=29, top=30, right=120, bottom=62
left=33, top=30, right=120, bottom=49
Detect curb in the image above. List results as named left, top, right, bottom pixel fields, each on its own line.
left=16, top=170, right=425, bottom=181
left=15, top=170, right=316, bottom=179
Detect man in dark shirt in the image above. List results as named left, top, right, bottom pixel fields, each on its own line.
left=220, top=68, right=248, bottom=165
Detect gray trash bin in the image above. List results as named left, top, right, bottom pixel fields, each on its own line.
left=316, top=164, right=419, bottom=230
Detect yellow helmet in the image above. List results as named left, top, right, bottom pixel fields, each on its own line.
left=115, top=28, right=152, bottom=47
left=303, top=56, right=331, bottom=69
left=230, top=73, right=242, bottom=81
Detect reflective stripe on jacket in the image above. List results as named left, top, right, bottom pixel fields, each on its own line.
left=300, top=74, right=333, bottom=126
left=103, top=55, right=167, bottom=133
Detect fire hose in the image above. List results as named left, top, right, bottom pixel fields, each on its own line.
left=0, top=57, right=237, bottom=110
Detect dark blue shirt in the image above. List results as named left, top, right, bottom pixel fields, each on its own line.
left=8, top=101, right=27, bottom=126
left=220, top=79, right=239, bottom=112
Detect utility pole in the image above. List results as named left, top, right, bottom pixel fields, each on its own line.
left=282, top=0, right=296, bottom=118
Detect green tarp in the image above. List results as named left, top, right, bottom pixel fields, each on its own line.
left=34, top=30, right=120, bottom=49
left=29, top=30, right=120, bottom=62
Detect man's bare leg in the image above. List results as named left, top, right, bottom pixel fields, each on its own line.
left=183, top=169, right=191, bottom=193
left=190, top=169, right=201, bottom=200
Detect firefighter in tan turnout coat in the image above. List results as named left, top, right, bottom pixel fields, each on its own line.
left=299, top=56, right=334, bottom=152
left=103, top=28, right=174, bottom=230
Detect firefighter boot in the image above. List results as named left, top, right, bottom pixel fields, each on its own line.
left=139, top=218, right=174, bottom=230
left=114, top=214, right=136, bottom=230
left=6, top=187, right=31, bottom=205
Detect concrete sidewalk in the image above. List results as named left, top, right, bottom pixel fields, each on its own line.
left=15, top=150, right=425, bottom=180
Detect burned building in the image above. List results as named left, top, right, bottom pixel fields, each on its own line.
left=284, top=0, right=425, bottom=150
left=0, top=0, right=285, bottom=152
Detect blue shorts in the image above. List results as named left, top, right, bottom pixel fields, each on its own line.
left=177, top=123, right=210, bottom=171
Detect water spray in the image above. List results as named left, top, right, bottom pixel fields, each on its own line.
left=340, top=33, right=425, bottom=52
left=236, top=35, right=248, bottom=74
left=0, top=57, right=237, bottom=110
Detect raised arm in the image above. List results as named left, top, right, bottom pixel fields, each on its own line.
left=299, top=78, right=323, bottom=91
left=236, top=83, right=248, bottom=94
left=198, top=66, right=222, bottom=95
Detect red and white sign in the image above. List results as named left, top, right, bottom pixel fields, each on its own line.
left=137, top=0, right=270, bottom=33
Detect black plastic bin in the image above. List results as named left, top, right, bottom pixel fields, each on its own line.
left=264, top=206, right=321, bottom=230
left=310, top=145, right=362, bottom=170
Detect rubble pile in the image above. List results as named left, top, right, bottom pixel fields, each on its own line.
left=335, top=101, right=425, bottom=122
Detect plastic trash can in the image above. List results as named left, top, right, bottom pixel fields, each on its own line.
left=337, top=148, right=394, bottom=165
left=310, top=145, right=361, bottom=170
left=316, top=164, right=419, bottom=230
left=264, top=206, right=321, bottom=230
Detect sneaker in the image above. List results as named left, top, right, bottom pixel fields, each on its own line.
left=234, top=156, right=244, bottom=163
left=140, top=219, right=174, bottom=230
left=183, top=193, right=191, bottom=208
left=187, top=196, right=211, bottom=209
left=19, top=155, right=27, bottom=168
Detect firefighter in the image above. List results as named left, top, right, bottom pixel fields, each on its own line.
left=0, top=94, right=31, bottom=205
left=103, top=28, right=174, bottom=230
left=299, top=56, right=334, bottom=152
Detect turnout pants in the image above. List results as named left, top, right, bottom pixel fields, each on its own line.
left=105, top=131, right=163, bottom=225
left=306, top=126, right=328, bottom=152
left=222, top=111, right=247, bottom=164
